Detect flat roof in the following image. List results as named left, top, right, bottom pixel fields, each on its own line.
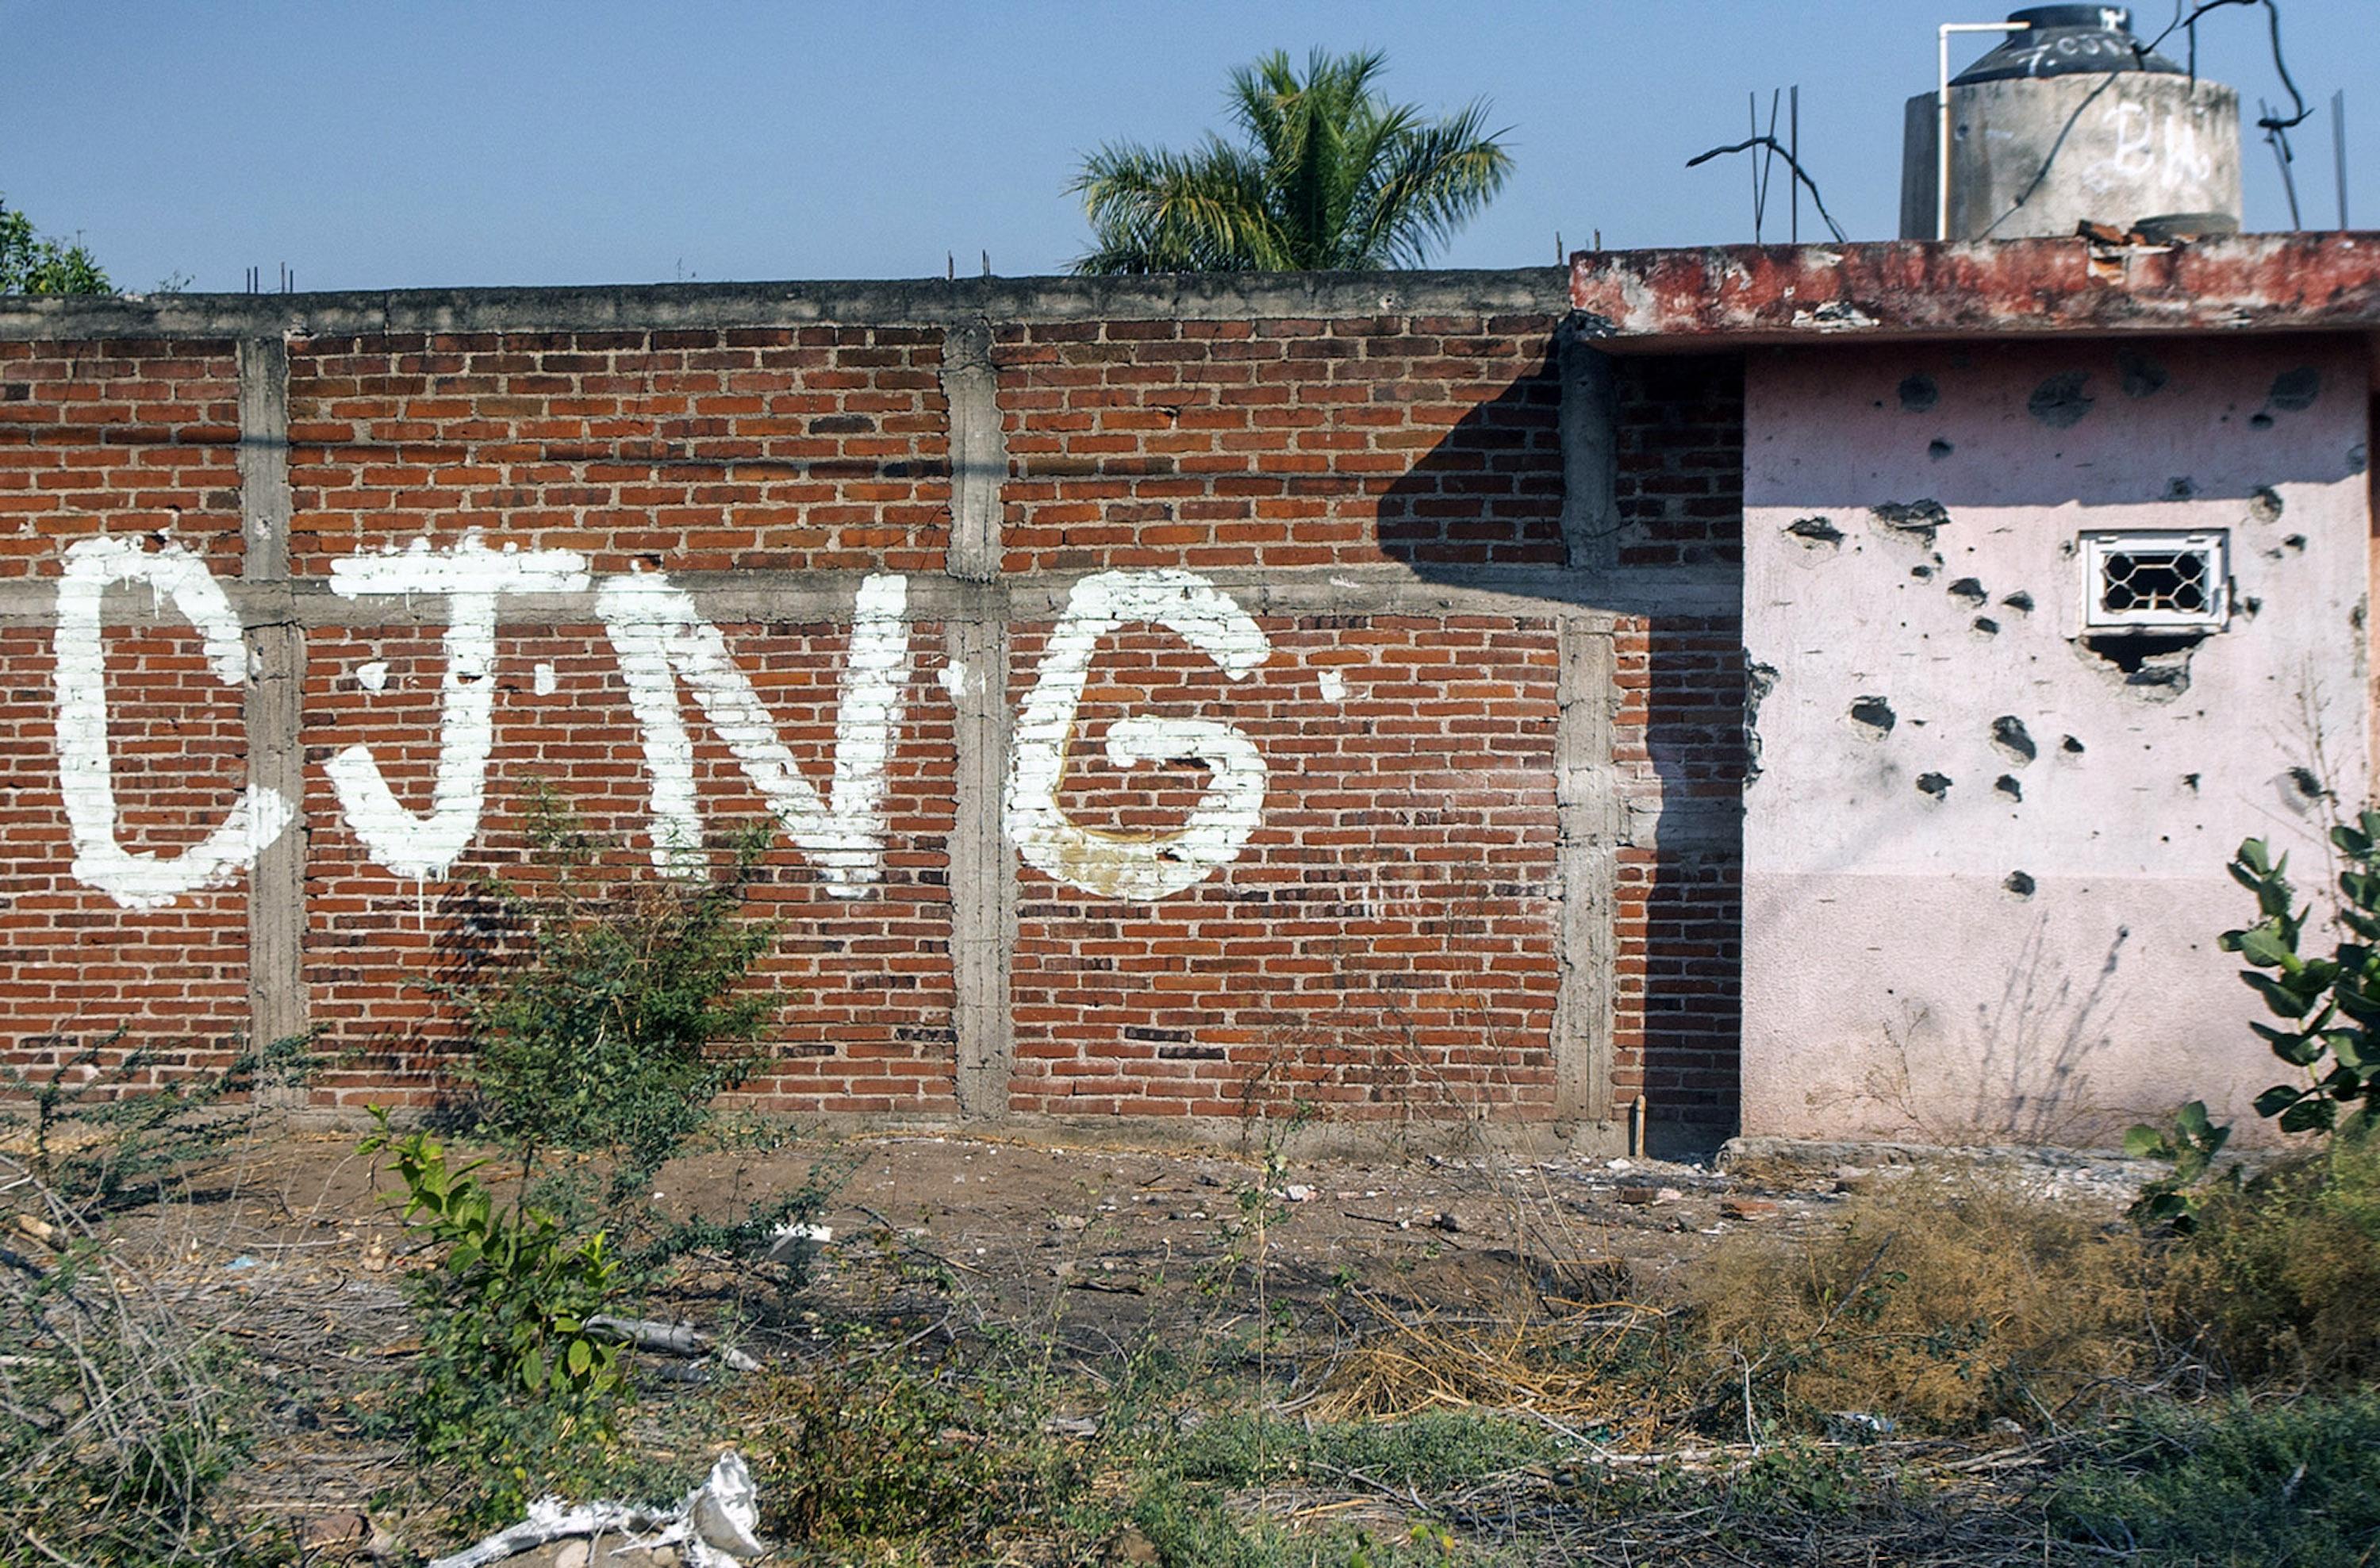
left=1568, top=232, right=2380, bottom=351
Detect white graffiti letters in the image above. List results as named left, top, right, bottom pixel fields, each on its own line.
left=1008, top=569, right=1270, bottom=901
left=325, top=538, right=593, bottom=879
left=52, top=537, right=298, bottom=909
left=599, top=571, right=912, bottom=893
left=51, top=540, right=1269, bottom=906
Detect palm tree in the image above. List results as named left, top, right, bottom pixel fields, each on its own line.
left=1071, top=49, right=1513, bottom=275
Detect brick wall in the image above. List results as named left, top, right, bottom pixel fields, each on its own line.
left=0, top=286, right=1747, bottom=1144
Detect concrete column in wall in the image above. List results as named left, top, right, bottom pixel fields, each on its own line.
left=939, top=319, right=1017, bottom=1119
left=1553, top=621, right=1619, bottom=1128
left=236, top=336, right=309, bottom=1093
left=1558, top=321, right=1621, bottom=572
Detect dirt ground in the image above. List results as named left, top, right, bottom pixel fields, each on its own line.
left=100, top=1122, right=2148, bottom=1562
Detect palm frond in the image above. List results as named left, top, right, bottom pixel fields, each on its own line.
left=1348, top=99, right=1514, bottom=268
left=1073, top=48, right=1507, bottom=275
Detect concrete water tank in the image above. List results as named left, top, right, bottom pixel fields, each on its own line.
left=1900, top=6, right=2241, bottom=240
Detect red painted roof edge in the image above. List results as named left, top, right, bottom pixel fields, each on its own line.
left=1567, top=233, right=2380, bottom=348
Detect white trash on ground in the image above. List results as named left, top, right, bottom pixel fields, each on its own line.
left=426, top=1449, right=765, bottom=1568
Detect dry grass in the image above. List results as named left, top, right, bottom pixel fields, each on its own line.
left=1682, top=1172, right=2152, bottom=1435
left=1307, top=1285, right=1672, bottom=1425
left=2159, top=1130, right=2380, bottom=1387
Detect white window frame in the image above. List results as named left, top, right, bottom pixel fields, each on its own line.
left=2078, top=529, right=2230, bottom=632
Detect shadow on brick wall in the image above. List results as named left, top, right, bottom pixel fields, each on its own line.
left=1376, top=344, right=1745, bottom=1151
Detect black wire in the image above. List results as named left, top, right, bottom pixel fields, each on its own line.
left=2142, top=0, right=2309, bottom=131
left=1683, top=137, right=1848, bottom=244
left=1981, top=0, right=2310, bottom=237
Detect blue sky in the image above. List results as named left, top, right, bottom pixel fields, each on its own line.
left=8, top=1, right=2376, bottom=292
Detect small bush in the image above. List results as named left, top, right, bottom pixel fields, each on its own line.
left=2159, top=1128, right=2380, bottom=1384
left=730, top=1350, right=1024, bottom=1550
left=441, top=789, right=781, bottom=1221
left=2052, top=1394, right=2380, bottom=1564
left=1685, top=1172, right=2147, bottom=1434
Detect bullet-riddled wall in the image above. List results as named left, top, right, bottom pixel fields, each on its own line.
left=1741, top=336, right=2371, bottom=1143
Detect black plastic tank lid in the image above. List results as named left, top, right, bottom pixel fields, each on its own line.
left=1952, top=6, right=2183, bottom=84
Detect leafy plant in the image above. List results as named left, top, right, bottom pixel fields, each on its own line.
left=2218, top=828, right=2380, bottom=1136
left=2125, top=1100, right=2233, bottom=1230
left=362, top=1110, right=622, bottom=1402
left=436, top=786, right=788, bottom=1252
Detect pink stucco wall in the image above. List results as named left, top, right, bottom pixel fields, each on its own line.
left=1741, top=336, right=2370, bottom=1144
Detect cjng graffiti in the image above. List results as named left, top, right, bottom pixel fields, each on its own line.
left=52, top=538, right=1273, bottom=911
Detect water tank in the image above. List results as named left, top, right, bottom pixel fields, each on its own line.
left=1899, top=6, right=2241, bottom=240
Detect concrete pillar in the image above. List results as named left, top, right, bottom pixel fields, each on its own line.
left=236, top=336, right=309, bottom=1085
left=939, top=320, right=1016, bottom=1119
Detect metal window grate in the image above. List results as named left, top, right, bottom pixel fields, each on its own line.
left=2080, top=531, right=2229, bottom=631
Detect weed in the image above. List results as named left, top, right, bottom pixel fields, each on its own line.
left=0, top=1147, right=291, bottom=1566
left=2159, top=1128, right=2380, bottom=1384
left=2051, top=1394, right=2380, bottom=1564
left=1684, top=1171, right=2148, bottom=1435
left=0, top=1031, right=317, bottom=1220
left=728, top=1345, right=1028, bottom=1552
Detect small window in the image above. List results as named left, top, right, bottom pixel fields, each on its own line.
left=2079, top=530, right=2229, bottom=631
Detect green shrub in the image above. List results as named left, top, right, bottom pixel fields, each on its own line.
left=441, top=788, right=780, bottom=1219
left=2052, top=1395, right=2380, bottom=1564
left=2159, top=1128, right=2380, bottom=1384
left=2214, top=826, right=2380, bottom=1136
left=363, top=1111, right=622, bottom=1401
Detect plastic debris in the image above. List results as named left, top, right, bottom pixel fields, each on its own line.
left=425, top=1449, right=764, bottom=1568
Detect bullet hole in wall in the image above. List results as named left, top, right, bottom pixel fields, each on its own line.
left=2002, top=591, right=2035, bottom=613
left=2166, top=476, right=2197, bottom=500
left=2182, top=772, right=2200, bottom=792
left=1990, top=715, right=2036, bottom=763
left=1972, top=617, right=1999, bottom=636
left=2116, top=349, right=2168, bottom=398
left=1872, top=499, right=1950, bottom=544
left=1745, top=662, right=1779, bottom=786
left=1898, top=373, right=1940, bottom=412
left=1786, top=516, right=1844, bottom=546
left=2269, top=367, right=2322, bottom=411
left=2003, top=870, right=2037, bottom=897
left=1917, top=772, right=1952, bottom=800
left=2250, top=412, right=2275, bottom=430
left=1911, top=564, right=1937, bottom=579
left=2250, top=486, right=2284, bottom=524
left=2062, top=735, right=2086, bottom=755
left=2029, top=371, right=2094, bottom=429
left=1995, top=774, right=2022, bottom=801
left=1947, top=577, right=1987, bottom=605
left=1848, top=695, right=1897, bottom=735
left=1929, top=438, right=1954, bottom=460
